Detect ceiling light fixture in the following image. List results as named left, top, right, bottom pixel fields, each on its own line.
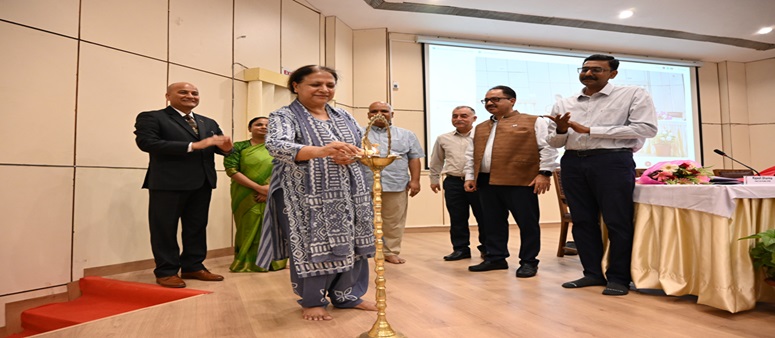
left=756, top=27, right=773, bottom=35
left=618, top=10, right=634, bottom=19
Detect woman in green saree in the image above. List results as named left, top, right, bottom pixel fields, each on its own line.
left=224, top=117, right=287, bottom=272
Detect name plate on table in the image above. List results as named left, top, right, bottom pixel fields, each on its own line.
left=744, top=176, right=775, bottom=185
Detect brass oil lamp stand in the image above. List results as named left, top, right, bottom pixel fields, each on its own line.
left=356, top=114, right=405, bottom=338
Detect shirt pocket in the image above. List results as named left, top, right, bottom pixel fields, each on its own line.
left=389, top=138, right=411, bottom=155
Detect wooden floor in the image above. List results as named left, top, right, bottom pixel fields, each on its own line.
left=35, top=225, right=775, bottom=338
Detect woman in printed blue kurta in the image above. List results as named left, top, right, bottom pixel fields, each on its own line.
left=256, top=65, right=377, bottom=321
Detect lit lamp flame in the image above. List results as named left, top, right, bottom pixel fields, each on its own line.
left=362, top=144, right=380, bottom=156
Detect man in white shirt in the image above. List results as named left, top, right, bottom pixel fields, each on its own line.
left=546, top=54, right=657, bottom=296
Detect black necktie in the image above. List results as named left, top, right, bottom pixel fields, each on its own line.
left=184, top=114, right=199, bottom=134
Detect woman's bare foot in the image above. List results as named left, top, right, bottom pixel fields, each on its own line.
left=354, top=301, right=378, bottom=311
left=302, top=307, right=333, bottom=321
left=384, top=255, right=406, bottom=264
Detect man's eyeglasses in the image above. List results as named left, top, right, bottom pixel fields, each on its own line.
left=577, top=67, right=610, bottom=74
left=481, top=97, right=511, bottom=104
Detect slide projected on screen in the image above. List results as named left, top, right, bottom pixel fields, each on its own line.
left=424, top=44, right=699, bottom=168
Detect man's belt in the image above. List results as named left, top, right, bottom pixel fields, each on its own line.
left=564, top=148, right=632, bottom=157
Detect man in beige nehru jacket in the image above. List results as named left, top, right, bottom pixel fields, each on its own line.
left=464, top=85, right=557, bottom=278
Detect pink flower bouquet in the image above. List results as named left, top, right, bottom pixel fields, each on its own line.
left=638, top=160, right=712, bottom=185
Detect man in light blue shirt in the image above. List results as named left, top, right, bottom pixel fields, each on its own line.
left=364, top=101, right=424, bottom=264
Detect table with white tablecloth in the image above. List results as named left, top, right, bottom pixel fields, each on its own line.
left=631, top=184, right=775, bottom=313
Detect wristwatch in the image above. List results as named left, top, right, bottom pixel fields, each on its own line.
left=538, top=170, right=553, bottom=177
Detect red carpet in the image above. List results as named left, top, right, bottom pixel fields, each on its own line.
left=9, top=276, right=210, bottom=337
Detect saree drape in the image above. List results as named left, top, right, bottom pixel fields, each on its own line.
left=225, top=140, right=287, bottom=272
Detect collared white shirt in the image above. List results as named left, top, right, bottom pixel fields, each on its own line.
left=546, top=83, right=658, bottom=152
left=172, top=107, right=196, bottom=152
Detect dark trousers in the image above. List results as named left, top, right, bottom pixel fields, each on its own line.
left=148, top=183, right=212, bottom=278
left=561, top=151, right=635, bottom=285
left=476, top=173, right=541, bottom=265
left=444, top=176, right=486, bottom=253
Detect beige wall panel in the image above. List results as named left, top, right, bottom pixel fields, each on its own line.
left=701, top=124, right=723, bottom=168
left=724, top=62, right=749, bottom=124
left=235, top=0, right=281, bottom=72
left=0, top=166, right=73, bottom=295
left=72, top=168, right=151, bottom=272
left=210, top=171, right=234, bottom=249
left=169, top=0, right=232, bottom=77
left=719, top=122, right=732, bottom=162
left=76, top=44, right=168, bottom=168
left=391, top=109, right=427, bottom=167
left=717, top=62, right=731, bottom=125
left=246, top=80, right=290, bottom=128
left=0, top=0, right=78, bottom=37
left=265, top=82, right=292, bottom=113
left=353, top=29, right=388, bottom=107
left=281, top=0, right=321, bottom=73
left=72, top=169, right=233, bottom=274
left=0, top=23, right=77, bottom=165
left=319, top=16, right=326, bottom=65
left=324, top=17, right=336, bottom=70
left=538, top=189, right=560, bottom=224
left=326, top=17, right=354, bottom=107
left=80, top=0, right=167, bottom=60
left=748, top=125, right=775, bottom=171
left=405, top=174, right=443, bottom=227
left=745, top=59, right=775, bottom=124
left=169, top=65, right=234, bottom=171
left=389, top=40, right=424, bottom=111
left=729, top=125, right=752, bottom=169
left=351, top=107, right=370, bottom=127
left=232, top=81, right=249, bottom=141
left=697, top=63, right=721, bottom=124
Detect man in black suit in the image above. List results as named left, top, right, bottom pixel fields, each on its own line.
left=135, top=82, right=233, bottom=288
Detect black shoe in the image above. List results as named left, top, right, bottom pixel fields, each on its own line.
left=468, top=260, right=508, bottom=272
left=602, top=282, right=630, bottom=296
left=443, top=250, right=471, bottom=261
left=562, top=276, right=607, bottom=288
left=516, top=264, right=538, bottom=278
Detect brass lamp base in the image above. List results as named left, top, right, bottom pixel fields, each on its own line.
left=358, top=329, right=407, bottom=338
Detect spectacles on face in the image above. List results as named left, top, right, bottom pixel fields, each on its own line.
left=577, top=67, right=610, bottom=74
left=480, top=97, right=511, bottom=104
